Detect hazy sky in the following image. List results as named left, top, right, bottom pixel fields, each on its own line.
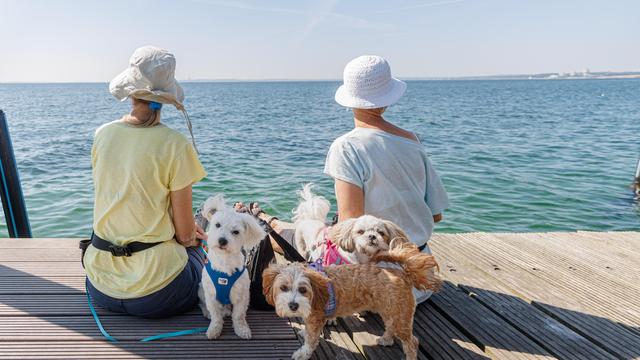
left=1, top=0, right=638, bottom=82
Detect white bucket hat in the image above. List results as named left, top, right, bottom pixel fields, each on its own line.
left=109, top=46, right=198, bottom=152
left=335, top=55, right=406, bottom=109
left=110, top=46, right=185, bottom=109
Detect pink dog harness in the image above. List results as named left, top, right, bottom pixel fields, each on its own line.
left=320, top=228, right=351, bottom=266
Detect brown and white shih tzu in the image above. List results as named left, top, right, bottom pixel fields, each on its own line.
left=293, top=184, right=410, bottom=264
left=328, top=214, right=410, bottom=264
left=262, top=243, right=441, bottom=360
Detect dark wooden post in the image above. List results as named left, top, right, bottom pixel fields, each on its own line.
left=0, top=110, right=32, bottom=238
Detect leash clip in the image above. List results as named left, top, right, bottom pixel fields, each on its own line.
left=108, top=244, right=132, bottom=257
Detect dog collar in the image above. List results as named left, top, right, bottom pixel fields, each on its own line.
left=204, top=261, right=246, bottom=305
left=309, top=259, right=337, bottom=317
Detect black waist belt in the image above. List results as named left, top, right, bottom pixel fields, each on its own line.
left=90, top=233, right=163, bottom=257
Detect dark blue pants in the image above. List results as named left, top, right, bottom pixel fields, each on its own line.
left=86, top=247, right=206, bottom=318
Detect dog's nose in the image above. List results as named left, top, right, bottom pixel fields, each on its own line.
left=218, top=237, right=228, bottom=246
left=368, top=234, right=377, bottom=241
left=288, top=302, right=299, bottom=311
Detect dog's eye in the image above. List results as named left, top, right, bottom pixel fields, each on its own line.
left=280, top=285, right=289, bottom=292
left=215, top=223, right=221, bottom=228
left=357, top=230, right=364, bottom=235
left=232, top=230, right=240, bottom=235
left=378, top=231, right=385, bottom=236
left=298, top=287, right=307, bottom=295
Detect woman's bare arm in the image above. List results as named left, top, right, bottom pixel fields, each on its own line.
left=335, top=179, right=364, bottom=221
left=170, top=185, right=206, bottom=247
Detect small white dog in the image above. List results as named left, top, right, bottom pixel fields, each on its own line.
left=293, top=184, right=331, bottom=261
left=293, top=184, right=409, bottom=265
left=198, top=194, right=266, bottom=340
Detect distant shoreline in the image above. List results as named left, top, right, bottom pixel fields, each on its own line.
left=2, top=72, right=640, bottom=84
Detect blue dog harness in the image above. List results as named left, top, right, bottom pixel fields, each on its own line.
left=204, top=261, right=246, bottom=305
left=308, top=259, right=337, bottom=317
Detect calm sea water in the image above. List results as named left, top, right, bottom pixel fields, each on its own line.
left=0, top=80, right=639, bottom=238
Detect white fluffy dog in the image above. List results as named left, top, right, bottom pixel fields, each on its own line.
left=293, top=184, right=409, bottom=264
left=293, top=184, right=331, bottom=261
left=198, top=194, right=266, bottom=340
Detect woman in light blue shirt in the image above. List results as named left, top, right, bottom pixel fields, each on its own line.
left=324, top=56, right=449, bottom=302
left=326, top=55, right=449, bottom=248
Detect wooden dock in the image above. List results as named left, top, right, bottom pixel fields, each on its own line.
left=0, top=231, right=638, bottom=359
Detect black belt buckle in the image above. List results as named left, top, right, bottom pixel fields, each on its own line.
left=108, top=244, right=132, bottom=257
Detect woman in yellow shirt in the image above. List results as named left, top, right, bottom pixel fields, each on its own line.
left=84, top=46, right=207, bottom=318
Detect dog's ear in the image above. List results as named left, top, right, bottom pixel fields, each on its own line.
left=329, top=218, right=357, bottom=252
left=241, top=213, right=267, bottom=249
left=262, top=265, right=281, bottom=306
left=383, top=219, right=410, bottom=249
left=304, top=268, right=330, bottom=313
left=202, top=194, right=226, bottom=221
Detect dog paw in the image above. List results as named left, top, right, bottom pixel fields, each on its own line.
left=206, top=323, right=223, bottom=340
left=233, top=323, right=252, bottom=339
left=199, top=304, right=211, bottom=319
left=297, top=328, right=306, bottom=339
left=376, top=336, right=394, bottom=346
left=291, top=346, right=313, bottom=360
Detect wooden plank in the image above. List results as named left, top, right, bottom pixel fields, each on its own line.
left=289, top=317, right=365, bottom=360
left=575, top=231, right=640, bottom=256
left=0, top=294, right=96, bottom=315
left=0, top=262, right=84, bottom=277
left=0, top=294, right=217, bottom=316
left=537, top=232, right=640, bottom=283
left=0, top=313, right=295, bottom=341
left=0, top=248, right=81, bottom=261
left=434, top=248, right=616, bottom=359
left=290, top=302, right=486, bottom=360
left=340, top=313, right=421, bottom=360
left=0, top=340, right=302, bottom=359
left=0, top=275, right=85, bottom=294
left=491, top=232, right=640, bottom=294
left=431, top=235, right=640, bottom=359
left=0, top=238, right=81, bottom=248
left=428, top=282, right=554, bottom=359
left=413, top=303, right=489, bottom=360
left=456, top=233, right=640, bottom=326
left=549, top=232, right=640, bottom=265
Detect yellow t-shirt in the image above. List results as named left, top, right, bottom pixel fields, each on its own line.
left=84, top=120, right=206, bottom=299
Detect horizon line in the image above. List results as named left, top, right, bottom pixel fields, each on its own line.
left=2, top=69, right=640, bottom=84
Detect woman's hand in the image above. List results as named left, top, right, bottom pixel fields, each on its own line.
left=195, top=223, right=207, bottom=241
left=176, top=233, right=199, bottom=248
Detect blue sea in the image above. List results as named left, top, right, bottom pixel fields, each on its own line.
left=0, top=80, right=639, bottom=238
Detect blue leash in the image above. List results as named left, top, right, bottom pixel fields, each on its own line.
left=86, top=246, right=210, bottom=342
left=86, top=284, right=207, bottom=342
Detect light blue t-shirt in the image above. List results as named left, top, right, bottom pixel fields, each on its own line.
left=324, top=127, right=449, bottom=248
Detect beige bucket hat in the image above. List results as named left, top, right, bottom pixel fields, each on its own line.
left=335, top=55, right=406, bottom=109
left=109, top=46, right=186, bottom=109
left=109, top=46, right=198, bottom=152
